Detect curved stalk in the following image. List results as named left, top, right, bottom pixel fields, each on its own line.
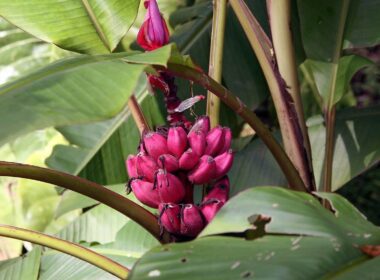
left=0, top=161, right=170, bottom=243
left=206, top=0, right=227, bottom=127
left=161, top=63, right=307, bottom=192
left=0, top=225, right=129, bottom=279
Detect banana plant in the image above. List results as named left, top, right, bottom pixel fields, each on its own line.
left=0, top=0, right=379, bottom=279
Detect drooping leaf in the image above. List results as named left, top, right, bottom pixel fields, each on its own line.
left=0, top=0, right=140, bottom=54
left=47, top=111, right=133, bottom=184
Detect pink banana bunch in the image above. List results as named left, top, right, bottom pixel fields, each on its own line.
left=126, top=116, right=233, bottom=239
left=158, top=176, right=230, bottom=237
left=132, top=0, right=233, bottom=240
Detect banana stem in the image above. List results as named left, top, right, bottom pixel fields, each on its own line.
left=266, top=0, right=315, bottom=191
left=230, top=0, right=313, bottom=190
left=206, top=0, right=227, bottom=127
left=322, top=0, right=350, bottom=192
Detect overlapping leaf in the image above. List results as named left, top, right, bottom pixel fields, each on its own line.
left=130, top=187, right=380, bottom=279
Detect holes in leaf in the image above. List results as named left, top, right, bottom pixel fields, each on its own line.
left=241, top=271, right=252, bottom=278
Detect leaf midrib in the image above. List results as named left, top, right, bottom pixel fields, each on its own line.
left=80, top=0, right=111, bottom=52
